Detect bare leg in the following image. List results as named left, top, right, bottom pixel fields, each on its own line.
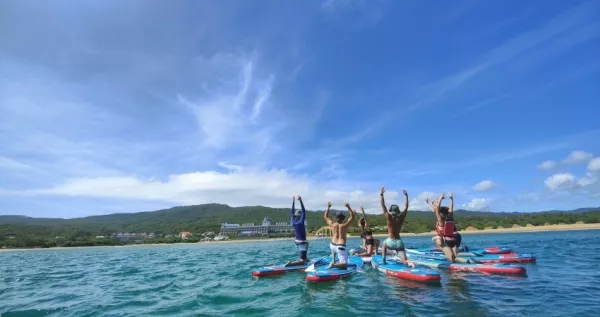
left=285, top=259, right=306, bottom=267
left=442, top=246, right=455, bottom=262
left=329, top=263, right=348, bottom=270
left=396, top=250, right=415, bottom=268
left=382, top=242, right=388, bottom=264
left=433, top=237, right=443, bottom=248
left=451, top=247, right=473, bottom=263
left=326, top=249, right=336, bottom=269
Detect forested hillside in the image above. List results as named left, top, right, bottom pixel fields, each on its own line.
left=1, top=203, right=599, bottom=248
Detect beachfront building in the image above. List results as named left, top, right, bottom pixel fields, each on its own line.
left=113, top=232, right=155, bottom=242
left=219, top=217, right=305, bottom=237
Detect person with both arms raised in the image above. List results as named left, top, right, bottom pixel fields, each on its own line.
left=380, top=186, right=414, bottom=267
left=324, top=201, right=356, bottom=269
left=284, top=195, right=309, bottom=267
left=428, top=193, right=475, bottom=264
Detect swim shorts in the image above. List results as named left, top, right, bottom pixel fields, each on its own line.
left=329, top=242, right=348, bottom=264
left=384, top=238, right=405, bottom=251
left=295, top=241, right=308, bottom=260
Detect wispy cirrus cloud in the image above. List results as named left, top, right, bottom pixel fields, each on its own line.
left=328, top=1, right=600, bottom=145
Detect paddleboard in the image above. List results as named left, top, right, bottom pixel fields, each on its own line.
left=252, top=256, right=327, bottom=277
left=370, top=255, right=441, bottom=283
left=350, top=247, right=395, bottom=256
left=407, top=256, right=527, bottom=276
left=406, top=249, right=536, bottom=264
left=416, top=246, right=513, bottom=255
left=305, top=256, right=364, bottom=282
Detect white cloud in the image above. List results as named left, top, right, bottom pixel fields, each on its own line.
left=218, top=162, right=243, bottom=172
left=179, top=57, right=279, bottom=154
left=577, top=173, right=598, bottom=187
left=562, top=150, right=593, bottom=164
left=462, top=198, right=490, bottom=211
left=473, top=180, right=494, bottom=191
left=588, top=158, right=600, bottom=173
left=6, top=167, right=417, bottom=214
left=537, top=150, right=595, bottom=172
left=544, top=172, right=576, bottom=191
left=409, top=191, right=438, bottom=211
left=537, top=160, right=558, bottom=170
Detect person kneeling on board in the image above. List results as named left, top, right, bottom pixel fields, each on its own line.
left=353, top=206, right=378, bottom=257
left=284, top=195, right=310, bottom=267
left=324, top=201, right=356, bottom=269
left=380, top=186, right=414, bottom=267
left=429, top=193, right=475, bottom=264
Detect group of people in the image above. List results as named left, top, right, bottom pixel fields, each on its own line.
left=285, top=187, right=471, bottom=269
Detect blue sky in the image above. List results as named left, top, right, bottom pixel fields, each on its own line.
left=1, top=0, right=599, bottom=218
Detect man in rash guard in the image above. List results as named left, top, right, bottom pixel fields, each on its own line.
left=284, top=195, right=309, bottom=266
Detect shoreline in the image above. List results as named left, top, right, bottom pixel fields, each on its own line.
left=2, top=223, right=599, bottom=252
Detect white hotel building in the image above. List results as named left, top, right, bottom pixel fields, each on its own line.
left=220, top=217, right=306, bottom=237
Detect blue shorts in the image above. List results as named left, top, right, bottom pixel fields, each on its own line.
left=384, top=238, right=405, bottom=251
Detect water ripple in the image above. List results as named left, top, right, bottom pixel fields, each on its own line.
left=1, top=230, right=600, bottom=316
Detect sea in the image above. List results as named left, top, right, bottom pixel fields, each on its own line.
left=1, top=230, right=600, bottom=317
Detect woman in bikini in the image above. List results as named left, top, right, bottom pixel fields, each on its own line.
left=354, top=207, right=378, bottom=256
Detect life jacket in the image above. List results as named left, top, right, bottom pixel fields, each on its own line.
left=436, top=220, right=456, bottom=238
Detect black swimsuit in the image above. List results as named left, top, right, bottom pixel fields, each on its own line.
left=361, top=229, right=374, bottom=246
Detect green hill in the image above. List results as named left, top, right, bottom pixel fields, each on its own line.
left=1, top=204, right=599, bottom=248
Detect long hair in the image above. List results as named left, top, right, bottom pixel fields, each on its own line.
left=439, top=206, right=449, bottom=220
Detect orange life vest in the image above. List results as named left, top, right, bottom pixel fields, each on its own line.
left=436, top=221, right=456, bottom=238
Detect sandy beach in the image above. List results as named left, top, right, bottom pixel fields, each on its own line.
left=2, top=223, right=599, bottom=252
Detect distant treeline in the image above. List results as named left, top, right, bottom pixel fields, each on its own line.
left=1, top=203, right=599, bottom=248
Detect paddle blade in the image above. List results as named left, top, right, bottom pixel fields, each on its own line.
left=305, top=263, right=316, bottom=273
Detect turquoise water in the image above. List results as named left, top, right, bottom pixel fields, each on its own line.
left=2, top=230, right=600, bottom=317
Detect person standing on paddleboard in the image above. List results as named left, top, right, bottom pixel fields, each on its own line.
left=284, top=195, right=309, bottom=267
left=353, top=206, right=379, bottom=257
left=380, top=186, right=414, bottom=267
left=323, top=201, right=356, bottom=269
left=430, top=193, right=475, bottom=264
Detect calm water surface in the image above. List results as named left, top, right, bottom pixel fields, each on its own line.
left=2, top=230, right=600, bottom=317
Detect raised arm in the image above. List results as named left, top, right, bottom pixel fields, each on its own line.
left=291, top=196, right=295, bottom=223
left=343, top=202, right=355, bottom=227
left=380, top=187, right=389, bottom=217
left=324, top=201, right=333, bottom=226
left=360, top=207, right=368, bottom=227
left=449, top=193, right=454, bottom=215
left=398, top=189, right=409, bottom=222
left=298, top=195, right=306, bottom=222
left=434, top=193, right=445, bottom=223
left=425, top=198, right=437, bottom=212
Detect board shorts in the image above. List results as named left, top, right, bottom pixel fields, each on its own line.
left=329, top=242, right=348, bottom=264
left=384, top=238, right=405, bottom=251
left=295, top=240, right=308, bottom=260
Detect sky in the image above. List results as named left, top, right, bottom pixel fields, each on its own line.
left=1, top=0, right=599, bottom=218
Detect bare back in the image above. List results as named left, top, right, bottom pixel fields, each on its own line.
left=330, top=222, right=349, bottom=245
left=386, top=214, right=404, bottom=239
